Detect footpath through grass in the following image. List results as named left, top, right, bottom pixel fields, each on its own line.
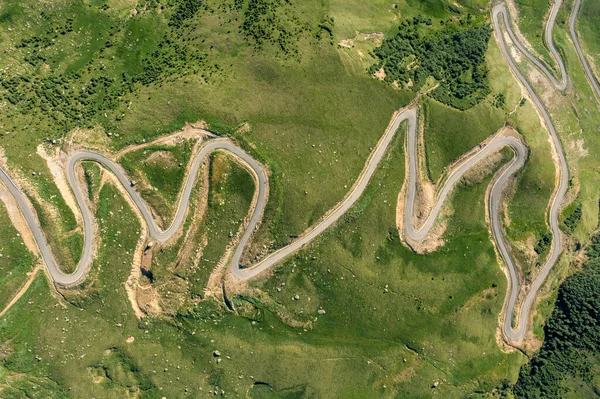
left=0, top=202, right=35, bottom=311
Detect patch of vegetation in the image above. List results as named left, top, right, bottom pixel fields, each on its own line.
left=230, top=0, right=334, bottom=57
left=91, top=348, right=156, bottom=394
left=248, top=382, right=307, bottom=398
left=82, top=162, right=102, bottom=201
left=563, top=201, right=583, bottom=233
left=513, top=228, right=600, bottom=398
left=0, top=1, right=214, bottom=142
left=423, top=96, right=505, bottom=181
left=534, top=232, right=552, bottom=255
left=0, top=369, right=69, bottom=398
left=370, top=13, right=492, bottom=109
left=491, top=92, right=505, bottom=108
left=119, top=140, right=195, bottom=220
left=169, top=0, right=206, bottom=28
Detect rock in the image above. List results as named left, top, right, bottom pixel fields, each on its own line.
left=318, top=309, right=326, bottom=315
left=293, top=295, right=300, bottom=301
left=216, top=358, right=222, bottom=364
left=432, top=381, right=439, bottom=388
left=213, top=350, right=221, bottom=357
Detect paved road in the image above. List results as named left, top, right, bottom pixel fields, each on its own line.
left=0, top=141, right=269, bottom=286
left=569, top=0, right=600, bottom=100
left=494, top=3, right=567, bottom=90
left=0, top=0, right=585, bottom=346
left=492, top=3, right=569, bottom=343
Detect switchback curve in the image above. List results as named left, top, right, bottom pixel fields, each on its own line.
left=493, top=3, right=569, bottom=344
left=0, top=1, right=579, bottom=349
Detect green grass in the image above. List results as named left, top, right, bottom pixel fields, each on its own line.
left=513, top=0, right=553, bottom=66
left=0, top=117, right=525, bottom=398
left=0, top=202, right=35, bottom=311
left=576, top=0, right=600, bottom=83
left=3, top=0, right=599, bottom=396
left=505, top=100, right=556, bottom=278
left=423, top=98, right=506, bottom=182
left=251, top=122, right=525, bottom=396
left=118, top=140, right=195, bottom=222
left=150, top=152, right=256, bottom=307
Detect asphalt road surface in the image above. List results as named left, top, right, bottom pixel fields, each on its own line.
left=0, top=141, right=269, bottom=286
left=2, top=0, right=593, bottom=346
left=492, top=3, right=569, bottom=343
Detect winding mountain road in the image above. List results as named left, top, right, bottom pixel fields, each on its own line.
left=569, top=0, right=600, bottom=100
left=1, top=0, right=592, bottom=346
left=492, top=2, right=571, bottom=343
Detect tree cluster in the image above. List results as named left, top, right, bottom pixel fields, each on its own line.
left=534, top=232, right=552, bottom=255
left=231, top=0, right=333, bottom=58
left=370, top=15, right=492, bottom=110
left=0, top=1, right=216, bottom=137
left=563, top=202, right=583, bottom=233
left=169, top=0, right=205, bottom=28
left=514, top=211, right=600, bottom=398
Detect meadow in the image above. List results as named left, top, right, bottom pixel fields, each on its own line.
left=576, top=0, right=600, bottom=78
left=1, top=0, right=599, bottom=397
left=0, top=203, right=35, bottom=312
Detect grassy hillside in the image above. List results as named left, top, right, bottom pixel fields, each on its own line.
left=512, top=0, right=553, bottom=67
left=2, top=0, right=600, bottom=397
left=0, top=202, right=35, bottom=311
left=577, top=0, right=600, bottom=79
